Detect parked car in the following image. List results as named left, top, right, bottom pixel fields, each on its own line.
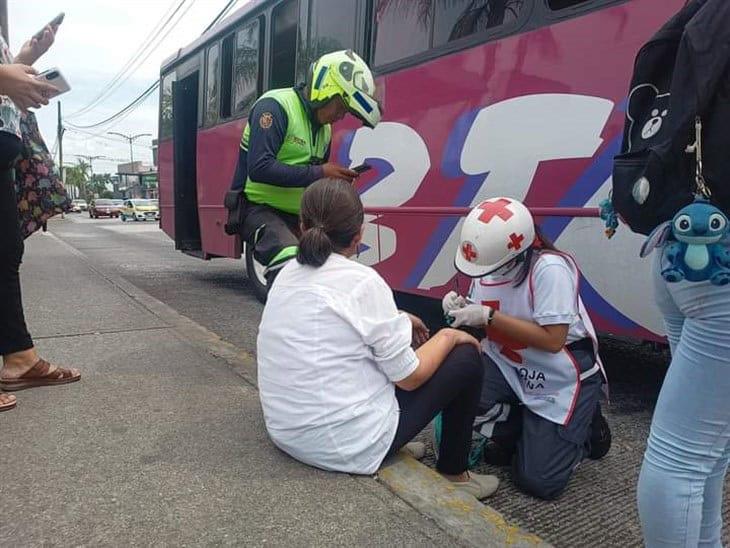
left=121, top=199, right=159, bottom=222
left=89, top=199, right=122, bottom=219
left=70, top=199, right=88, bottom=213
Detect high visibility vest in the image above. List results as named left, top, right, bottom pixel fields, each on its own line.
left=242, top=88, right=331, bottom=215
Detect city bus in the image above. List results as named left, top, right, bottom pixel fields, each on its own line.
left=158, top=0, right=685, bottom=342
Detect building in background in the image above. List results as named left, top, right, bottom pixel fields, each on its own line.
left=116, top=161, right=158, bottom=199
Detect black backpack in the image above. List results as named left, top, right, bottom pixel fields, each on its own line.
left=611, top=0, right=730, bottom=236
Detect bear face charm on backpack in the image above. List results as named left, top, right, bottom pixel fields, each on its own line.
left=641, top=198, right=730, bottom=286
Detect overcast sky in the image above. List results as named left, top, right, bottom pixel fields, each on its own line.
left=9, top=0, right=249, bottom=174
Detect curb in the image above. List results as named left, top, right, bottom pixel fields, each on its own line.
left=379, top=453, right=550, bottom=548
left=49, top=229, right=549, bottom=547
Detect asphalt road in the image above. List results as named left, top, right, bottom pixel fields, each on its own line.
left=47, top=214, right=727, bottom=547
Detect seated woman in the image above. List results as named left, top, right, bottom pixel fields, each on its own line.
left=257, top=178, right=498, bottom=499
left=442, top=197, right=611, bottom=500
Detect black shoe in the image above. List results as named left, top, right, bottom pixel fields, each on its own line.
left=482, top=440, right=515, bottom=466
left=587, top=404, right=611, bottom=460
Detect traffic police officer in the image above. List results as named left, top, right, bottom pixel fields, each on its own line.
left=229, top=50, right=381, bottom=285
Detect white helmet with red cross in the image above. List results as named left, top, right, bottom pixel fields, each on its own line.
left=454, top=197, right=535, bottom=278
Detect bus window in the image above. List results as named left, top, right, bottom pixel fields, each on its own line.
left=548, top=0, right=592, bottom=8
left=373, top=0, right=430, bottom=67
left=234, top=19, right=261, bottom=115
left=220, top=35, right=235, bottom=119
left=433, top=0, right=526, bottom=47
left=160, top=72, right=176, bottom=140
left=270, top=0, right=299, bottom=88
left=308, top=0, right=358, bottom=58
left=205, top=43, right=220, bottom=125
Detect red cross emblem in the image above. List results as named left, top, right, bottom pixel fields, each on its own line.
left=482, top=300, right=527, bottom=364
left=477, top=199, right=514, bottom=224
left=507, top=232, right=525, bottom=251
left=461, top=242, right=478, bottom=263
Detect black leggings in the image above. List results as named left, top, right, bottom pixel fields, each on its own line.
left=0, top=134, right=33, bottom=356
left=387, top=344, right=484, bottom=475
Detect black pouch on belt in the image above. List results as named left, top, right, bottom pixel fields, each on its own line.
left=224, top=190, right=246, bottom=235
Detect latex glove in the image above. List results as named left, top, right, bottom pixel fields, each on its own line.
left=441, top=290, right=467, bottom=315
left=448, top=304, right=492, bottom=328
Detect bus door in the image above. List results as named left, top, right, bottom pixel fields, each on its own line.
left=172, top=72, right=202, bottom=253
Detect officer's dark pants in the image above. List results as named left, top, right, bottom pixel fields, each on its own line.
left=478, top=340, right=603, bottom=500
left=241, top=203, right=300, bottom=282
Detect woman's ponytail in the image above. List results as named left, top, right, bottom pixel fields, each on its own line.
left=296, top=178, right=364, bottom=268
left=297, top=226, right=334, bottom=267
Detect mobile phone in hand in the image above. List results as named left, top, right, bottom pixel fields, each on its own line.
left=33, top=13, right=65, bottom=41
left=352, top=163, right=372, bottom=174
left=35, top=68, right=71, bottom=98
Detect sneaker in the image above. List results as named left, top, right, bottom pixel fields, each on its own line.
left=451, top=472, right=500, bottom=500
left=587, top=404, right=611, bottom=460
left=404, top=441, right=426, bottom=460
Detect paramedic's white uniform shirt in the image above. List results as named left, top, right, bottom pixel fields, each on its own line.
left=257, top=253, right=419, bottom=475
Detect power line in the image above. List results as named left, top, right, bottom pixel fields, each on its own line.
left=65, top=127, right=154, bottom=149
left=71, top=0, right=198, bottom=122
left=66, top=82, right=159, bottom=129
left=66, top=0, right=190, bottom=119
left=65, top=0, right=239, bottom=130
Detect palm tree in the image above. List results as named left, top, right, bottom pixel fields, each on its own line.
left=65, top=159, right=92, bottom=201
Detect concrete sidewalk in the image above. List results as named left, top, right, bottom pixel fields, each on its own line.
left=2, top=229, right=546, bottom=547
left=2, top=233, right=457, bottom=546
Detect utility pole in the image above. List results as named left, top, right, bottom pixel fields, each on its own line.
left=107, top=132, right=151, bottom=164
left=0, top=0, right=8, bottom=44
left=58, top=102, right=64, bottom=185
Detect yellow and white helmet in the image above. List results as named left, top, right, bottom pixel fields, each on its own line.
left=309, top=50, right=381, bottom=128
left=454, top=197, right=536, bottom=278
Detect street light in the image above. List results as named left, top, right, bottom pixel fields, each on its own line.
left=107, top=132, right=152, bottom=164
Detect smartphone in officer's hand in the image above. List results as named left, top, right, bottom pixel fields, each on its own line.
left=35, top=68, right=71, bottom=98
left=352, top=163, right=372, bottom=174
left=33, top=12, right=65, bottom=40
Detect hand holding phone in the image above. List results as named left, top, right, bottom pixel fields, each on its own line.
left=321, top=162, right=359, bottom=183
left=33, top=13, right=65, bottom=41
left=351, top=163, right=372, bottom=174
left=16, top=13, right=64, bottom=67
left=35, top=68, right=70, bottom=98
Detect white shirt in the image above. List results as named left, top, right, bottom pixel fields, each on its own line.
left=468, top=252, right=600, bottom=424
left=526, top=254, right=589, bottom=342
left=257, top=253, right=419, bottom=475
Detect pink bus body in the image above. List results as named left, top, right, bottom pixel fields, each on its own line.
left=159, top=0, right=685, bottom=341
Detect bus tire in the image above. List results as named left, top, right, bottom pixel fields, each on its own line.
left=245, top=243, right=268, bottom=304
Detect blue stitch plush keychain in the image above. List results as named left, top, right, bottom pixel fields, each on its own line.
left=640, top=118, right=730, bottom=285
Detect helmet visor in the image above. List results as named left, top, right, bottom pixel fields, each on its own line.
left=346, top=90, right=382, bottom=128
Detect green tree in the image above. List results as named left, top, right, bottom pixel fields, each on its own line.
left=88, top=173, right=114, bottom=199
left=65, top=159, right=91, bottom=200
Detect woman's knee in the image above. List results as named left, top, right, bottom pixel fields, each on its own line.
left=513, top=460, right=569, bottom=501
left=446, top=343, right=484, bottom=382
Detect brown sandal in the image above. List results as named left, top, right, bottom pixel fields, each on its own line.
left=0, top=392, right=16, bottom=412
left=0, top=359, right=81, bottom=391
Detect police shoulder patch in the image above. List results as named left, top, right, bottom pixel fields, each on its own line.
left=259, top=112, right=273, bottom=129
